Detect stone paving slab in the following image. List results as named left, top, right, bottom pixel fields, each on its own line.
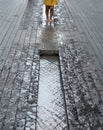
left=0, top=0, right=103, bottom=129
left=66, top=0, right=103, bottom=69
left=58, top=1, right=103, bottom=129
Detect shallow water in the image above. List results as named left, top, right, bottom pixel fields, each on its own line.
left=37, top=55, right=67, bottom=130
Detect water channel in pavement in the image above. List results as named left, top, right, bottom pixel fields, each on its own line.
left=37, top=55, right=67, bottom=130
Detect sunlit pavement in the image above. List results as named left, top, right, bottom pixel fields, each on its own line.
left=0, top=0, right=103, bottom=129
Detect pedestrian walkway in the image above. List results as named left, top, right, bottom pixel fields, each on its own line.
left=66, top=0, right=103, bottom=69
left=0, top=0, right=103, bottom=129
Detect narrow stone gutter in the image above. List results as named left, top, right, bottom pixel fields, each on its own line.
left=36, top=54, right=68, bottom=130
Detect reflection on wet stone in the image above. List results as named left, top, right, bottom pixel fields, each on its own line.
left=0, top=0, right=103, bottom=129
left=37, top=26, right=58, bottom=52
left=37, top=56, right=68, bottom=130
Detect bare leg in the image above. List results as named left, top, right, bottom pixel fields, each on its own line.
left=45, top=6, right=49, bottom=21
left=50, top=6, right=54, bottom=22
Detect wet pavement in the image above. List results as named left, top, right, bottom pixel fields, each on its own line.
left=0, top=0, right=103, bottom=129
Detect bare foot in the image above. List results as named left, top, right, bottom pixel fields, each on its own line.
left=50, top=19, right=53, bottom=22
left=46, top=19, right=49, bottom=22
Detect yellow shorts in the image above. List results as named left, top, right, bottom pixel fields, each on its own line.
left=43, top=0, right=58, bottom=6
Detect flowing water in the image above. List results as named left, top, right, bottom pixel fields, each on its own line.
left=37, top=55, right=68, bottom=130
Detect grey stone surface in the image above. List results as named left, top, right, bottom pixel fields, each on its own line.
left=0, top=0, right=103, bottom=129
left=58, top=2, right=103, bottom=129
